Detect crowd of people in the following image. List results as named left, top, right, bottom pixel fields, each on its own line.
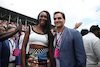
left=0, top=20, right=26, bottom=32
left=0, top=11, right=100, bottom=67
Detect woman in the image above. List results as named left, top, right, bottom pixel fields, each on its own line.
left=21, top=11, right=55, bottom=67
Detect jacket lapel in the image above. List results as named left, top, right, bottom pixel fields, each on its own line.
left=5, top=40, right=10, bottom=51
left=59, top=27, right=68, bottom=49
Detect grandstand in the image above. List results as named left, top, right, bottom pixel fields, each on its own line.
left=0, top=7, right=38, bottom=26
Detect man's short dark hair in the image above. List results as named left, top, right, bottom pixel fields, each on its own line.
left=90, top=25, right=100, bottom=33
left=54, top=11, right=65, bottom=19
left=81, top=29, right=89, bottom=36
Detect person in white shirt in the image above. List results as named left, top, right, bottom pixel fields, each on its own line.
left=7, top=26, right=21, bottom=67
left=7, top=27, right=16, bottom=67
left=83, top=25, right=100, bottom=67
left=19, top=33, right=29, bottom=54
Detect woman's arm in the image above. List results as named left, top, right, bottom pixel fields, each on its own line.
left=49, top=33, right=56, bottom=67
left=21, top=27, right=30, bottom=67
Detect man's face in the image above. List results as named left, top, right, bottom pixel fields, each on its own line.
left=96, top=30, right=100, bottom=39
left=54, top=13, right=65, bottom=28
left=8, top=28, right=15, bottom=38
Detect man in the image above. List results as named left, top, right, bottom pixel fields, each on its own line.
left=0, top=26, right=10, bottom=67
left=96, top=30, right=100, bottom=39
left=81, top=29, right=89, bottom=36
left=83, top=25, right=100, bottom=67
left=51, top=22, right=82, bottom=35
left=94, top=26, right=100, bottom=39
left=53, top=11, right=86, bottom=67
left=4, top=26, right=21, bottom=67
left=0, top=21, right=22, bottom=67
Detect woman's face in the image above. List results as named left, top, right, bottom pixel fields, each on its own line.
left=39, top=12, right=48, bottom=26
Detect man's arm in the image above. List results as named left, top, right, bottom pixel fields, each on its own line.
left=73, top=30, right=86, bottom=67
left=0, top=21, right=22, bottom=41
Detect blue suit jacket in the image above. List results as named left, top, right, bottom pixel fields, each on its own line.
left=0, top=41, right=9, bottom=67
left=53, top=27, right=86, bottom=67
left=0, top=42, right=2, bottom=67
left=4, top=39, right=21, bottom=66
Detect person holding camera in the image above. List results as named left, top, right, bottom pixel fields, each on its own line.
left=0, top=21, right=22, bottom=67
left=4, top=26, right=21, bottom=67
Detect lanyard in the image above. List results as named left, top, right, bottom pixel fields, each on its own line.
left=9, top=39, right=16, bottom=49
left=55, top=30, right=64, bottom=48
